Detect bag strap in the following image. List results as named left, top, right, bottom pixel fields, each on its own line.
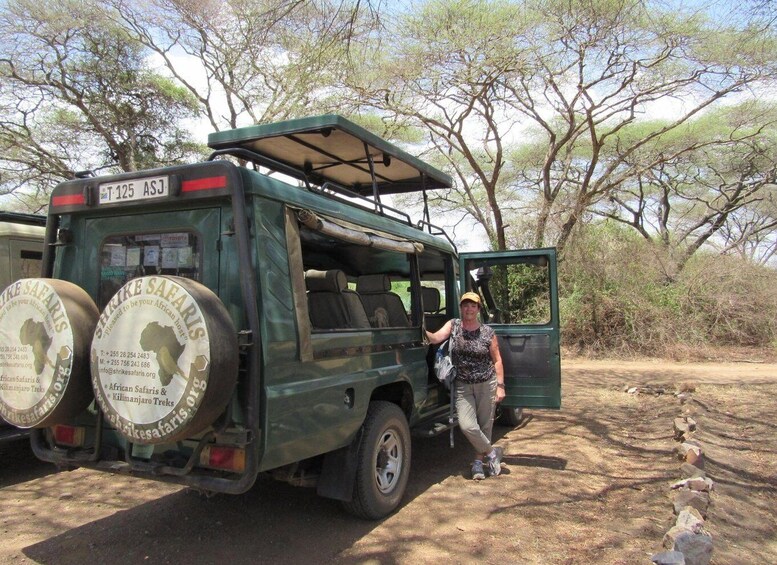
left=448, top=318, right=461, bottom=448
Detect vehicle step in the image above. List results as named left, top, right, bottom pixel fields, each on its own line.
left=412, top=418, right=458, bottom=438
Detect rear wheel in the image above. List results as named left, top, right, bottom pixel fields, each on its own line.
left=342, top=401, right=411, bottom=520
left=497, top=406, right=524, bottom=427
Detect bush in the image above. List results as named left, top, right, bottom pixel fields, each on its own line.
left=678, top=254, right=777, bottom=347
left=558, top=225, right=777, bottom=358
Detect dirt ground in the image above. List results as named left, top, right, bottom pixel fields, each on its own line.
left=0, top=358, right=775, bottom=564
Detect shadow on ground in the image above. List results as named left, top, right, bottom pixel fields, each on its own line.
left=22, top=426, right=558, bottom=565
left=0, top=438, right=57, bottom=488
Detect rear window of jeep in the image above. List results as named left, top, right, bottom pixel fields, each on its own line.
left=99, top=232, right=200, bottom=308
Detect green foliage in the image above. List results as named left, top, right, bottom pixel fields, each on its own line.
left=488, top=262, right=551, bottom=324
left=0, top=0, right=203, bottom=207
left=559, top=222, right=777, bottom=356
left=349, top=113, right=426, bottom=144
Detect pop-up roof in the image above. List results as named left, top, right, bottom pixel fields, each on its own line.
left=207, top=114, right=452, bottom=195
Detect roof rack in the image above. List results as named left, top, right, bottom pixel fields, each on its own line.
left=207, top=115, right=453, bottom=235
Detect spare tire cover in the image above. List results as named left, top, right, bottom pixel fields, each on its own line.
left=91, top=276, right=238, bottom=445
left=0, top=279, right=98, bottom=428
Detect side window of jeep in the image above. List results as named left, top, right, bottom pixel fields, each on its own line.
left=297, top=216, right=416, bottom=331
left=418, top=250, right=455, bottom=333
left=98, top=232, right=201, bottom=308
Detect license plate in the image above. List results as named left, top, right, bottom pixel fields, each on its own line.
left=99, top=176, right=169, bottom=204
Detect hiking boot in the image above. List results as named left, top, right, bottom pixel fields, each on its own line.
left=471, top=460, right=485, bottom=480
left=487, top=447, right=503, bottom=477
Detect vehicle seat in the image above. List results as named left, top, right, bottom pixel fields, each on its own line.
left=422, top=286, right=448, bottom=333
left=356, top=274, right=409, bottom=328
left=305, top=269, right=371, bottom=330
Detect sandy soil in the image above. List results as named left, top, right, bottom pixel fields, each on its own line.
left=0, top=358, right=775, bottom=564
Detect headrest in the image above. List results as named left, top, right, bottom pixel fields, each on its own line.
left=356, top=274, right=391, bottom=293
left=305, top=269, right=347, bottom=292
left=421, top=286, right=441, bottom=312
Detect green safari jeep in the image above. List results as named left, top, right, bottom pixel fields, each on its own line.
left=0, top=116, right=560, bottom=518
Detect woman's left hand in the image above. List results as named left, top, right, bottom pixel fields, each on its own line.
left=495, top=384, right=506, bottom=403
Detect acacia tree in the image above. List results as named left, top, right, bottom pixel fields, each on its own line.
left=0, top=0, right=201, bottom=210
left=347, top=0, right=777, bottom=256
left=599, top=106, right=777, bottom=274
left=715, top=197, right=777, bottom=265
left=345, top=0, right=527, bottom=249
left=505, top=0, right=777, bottom=254
left=110, top=0, right=379, bottom=132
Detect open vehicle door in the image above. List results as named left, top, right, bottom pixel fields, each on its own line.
left=459, top=248, right=561, bottom=421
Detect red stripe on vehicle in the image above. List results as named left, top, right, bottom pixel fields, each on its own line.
left=182, top=176, right=227, bottom=192
left=52, top=194, right=85, bottom=206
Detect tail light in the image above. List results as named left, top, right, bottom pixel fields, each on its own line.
left=52, top=425, right=85, bottom=447
left=182, top=175, right=227, bottom=193
left=199, top=445, right=246, bottom=473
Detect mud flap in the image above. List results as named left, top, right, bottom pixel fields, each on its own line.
left=316, top=428, right=363, bottom=502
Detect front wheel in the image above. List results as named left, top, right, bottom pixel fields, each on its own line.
left=342, top=401, right=411, bottom=520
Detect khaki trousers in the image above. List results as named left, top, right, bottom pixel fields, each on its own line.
left=454, top=377, right=497, bottom=456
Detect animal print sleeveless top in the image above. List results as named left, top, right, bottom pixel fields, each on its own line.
left=450, top=318, right=496, bottom=384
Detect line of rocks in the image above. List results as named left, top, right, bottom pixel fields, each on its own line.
left=626, top=384, right=715, bottom=565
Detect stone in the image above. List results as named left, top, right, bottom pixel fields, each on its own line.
left=676, top=442, right=703, bottom=465
left=676, top=507, right=706, bottom=534
left=676, top=392, right=692, bottom=403
left=651, top=550, right=686, bottom=565
left=686, top=477, right=714, bottom=492
left=671, top=477, right=714, bottom=492
left=663, top=525, right=693, bottom=549
left=680, top=461, right=705, bottom=476
left=626, top=384, right=666, bottom=395
left=674, top=531, right=714, bottom=565
left=673, top=492, right=710, bottom=518
left=686, top=417, right=697, bottom=431
left=685, top=449, right=703, bottom=466
left=674, top=418, right=691, bottom=441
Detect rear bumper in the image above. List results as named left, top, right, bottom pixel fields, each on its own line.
left=30, top=428, right=259, bottom=494
left=0, top=425, right=29, bottom=444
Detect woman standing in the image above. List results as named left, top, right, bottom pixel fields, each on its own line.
left=426, top=292, right=506, bottom=479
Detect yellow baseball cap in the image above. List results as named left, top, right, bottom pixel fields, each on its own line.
left=459, top=291, right=481, bottom=305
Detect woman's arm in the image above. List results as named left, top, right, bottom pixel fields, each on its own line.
left=425, top=319, right=453, bottom=345
left=490, top=335, right=506, bottom=402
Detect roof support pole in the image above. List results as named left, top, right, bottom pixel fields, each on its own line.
left=421, top=173, right=431, bottom=233
left=363, top=142, right=383, bottom=215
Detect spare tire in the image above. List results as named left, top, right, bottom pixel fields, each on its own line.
left=0, top=279, right=98, bottom=428
left=90, top=276, right=238, bottom=445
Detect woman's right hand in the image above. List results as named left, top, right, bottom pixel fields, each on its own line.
left=425, top=319, right=453, bottom=345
